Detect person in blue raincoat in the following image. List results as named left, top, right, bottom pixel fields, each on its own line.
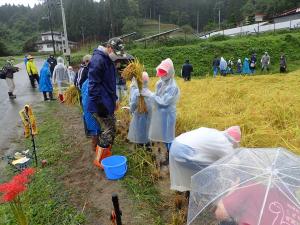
left=81, top=79, right=101, bottom=151
left=242, top=58, right=251, bottom=75
left=39, top=61, right=55, bottom=101
left=127, top=72, right=153, bottom=146
left=147, top=58, right=180, bottom=164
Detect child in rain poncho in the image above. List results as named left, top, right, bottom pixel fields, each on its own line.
left=242, top=58, right=251, bottom=75
left=52, top=57, right=69, bottom=102
left=169, top=126, right=241, bottom=192
left=67, top=66, right=76, bottom=84
left=39, top=61, right=55, bottom=101
left=127, top=72, right=153, bottom=145
left=147, top=58, right=180, bottom=163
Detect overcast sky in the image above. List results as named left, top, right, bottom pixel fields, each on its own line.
left=0, top=0, right=42, bottom=8
left=0, top=0, right=100, bottom=8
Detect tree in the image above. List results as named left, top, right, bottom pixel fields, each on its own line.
left=0, top=40, right=9, bottom=56
left=181, top=24, right=194, bottom=41
left=122, top=17, right=138, bottom=34
left=23, top=36, right=38, bottom=52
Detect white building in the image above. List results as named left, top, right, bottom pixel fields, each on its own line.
left=36, top=31, right=77, bottom=53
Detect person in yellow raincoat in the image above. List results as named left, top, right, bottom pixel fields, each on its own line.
left=26, top=55, right=40, bottom=88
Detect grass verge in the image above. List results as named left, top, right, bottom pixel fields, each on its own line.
left=0, top=103, right=85, bottom=225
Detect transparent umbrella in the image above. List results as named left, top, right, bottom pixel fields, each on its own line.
left=187, top=148, right=300, bottom=225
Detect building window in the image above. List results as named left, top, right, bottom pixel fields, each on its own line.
left=44, top=36, right=49, bottom=41
left=47, top=44, right=52, bottom=48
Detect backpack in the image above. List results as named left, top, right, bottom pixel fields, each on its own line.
left=0, top=66, right=7, bottom=79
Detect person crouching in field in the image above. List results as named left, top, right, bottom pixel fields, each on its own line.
left=52, top=57, right=69, bottom=103
left=127, top=72, right=153, bottom=148
left=148, top=58, right=180, bottom=165
left=26, top=55, right=40, bottom=88
left=39, top=61, right=55, bottom=101
left=3, top=57, right=19, bottom=99
left=169, top=126, right=241, bottom=194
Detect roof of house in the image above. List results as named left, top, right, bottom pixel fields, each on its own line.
left=36, top=40, right=77, bottom=45
left=41, top=31, right=62, bottom=36
left=273, top=8, right=300, bottom=19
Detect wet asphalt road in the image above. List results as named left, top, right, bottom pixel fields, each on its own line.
left=0, top=58, right=44, bottom=177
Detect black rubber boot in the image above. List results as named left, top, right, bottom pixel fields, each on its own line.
left=8, top=92, right=16, bottom=99
left=43, top=92, right=49, bottom=101
left=49, top=92, right=56, bottom=100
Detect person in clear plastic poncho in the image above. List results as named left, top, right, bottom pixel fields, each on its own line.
left=169, top=126, right=241, bottom=192
left=127, top=72, right=153, bottom=145
left=52, top=57, right=68, bottom=102
left=148, top=58, right=180, bottom=152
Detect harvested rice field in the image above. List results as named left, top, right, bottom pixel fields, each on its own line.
left=148, top=72, right=300, bottom=154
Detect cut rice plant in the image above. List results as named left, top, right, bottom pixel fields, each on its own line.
left=169, top=210, right=186, bottom=225
left=64, top=85, right=80, bottom=106
left=122, top=59, right=147, bottom=113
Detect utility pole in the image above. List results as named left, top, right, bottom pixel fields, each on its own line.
left=158, top=14, right=161, bottom=34
left=80, top=26, right=85, bottom=46
left=196, top=10, right=199, bottom=34
left=46, top=0, right=56, bottom=55
left=109, top=0, right=114, bottom=38
left=219, top=8, right=221, bottom=30
left=59, top=0, right=70, bottom=64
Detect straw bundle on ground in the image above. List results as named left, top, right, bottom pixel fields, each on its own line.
left=64, top=85, right=80, bottom=105
left=121, top=59, right=147, bottom=113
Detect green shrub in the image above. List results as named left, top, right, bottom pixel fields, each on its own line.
left=72, top=31, right=300, bottom=76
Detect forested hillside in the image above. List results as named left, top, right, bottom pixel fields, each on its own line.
left=0, top=0, right=300, bottom=55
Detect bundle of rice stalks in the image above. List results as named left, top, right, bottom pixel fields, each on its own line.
left=122, top=59, right=147, bottom=113
left=64, top=85, right=80, bottom=105
left=169, top=210, right=186, bottom=225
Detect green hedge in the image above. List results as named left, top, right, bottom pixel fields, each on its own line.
left=71, top=31, right=300, bottom=76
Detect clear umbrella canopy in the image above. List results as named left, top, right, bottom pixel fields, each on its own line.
left=187, top=148, right=300, bottom=225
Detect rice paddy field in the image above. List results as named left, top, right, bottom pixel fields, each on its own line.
left=148, top=72, right=300, bottom=154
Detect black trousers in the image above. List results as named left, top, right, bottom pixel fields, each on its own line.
left=29, top=74, right=39, bottom=87
left=280, top=66, right=286, bottom=73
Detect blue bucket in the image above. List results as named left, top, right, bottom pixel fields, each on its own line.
left=101, top=155, right=127, bottom=180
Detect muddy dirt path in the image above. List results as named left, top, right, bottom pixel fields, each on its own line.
left=56, top=105, right=149, bottom=225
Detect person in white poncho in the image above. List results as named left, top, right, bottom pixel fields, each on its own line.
left=52, top=57, right=69, bottom=102
left=169, top=126, right=241, bottom=192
